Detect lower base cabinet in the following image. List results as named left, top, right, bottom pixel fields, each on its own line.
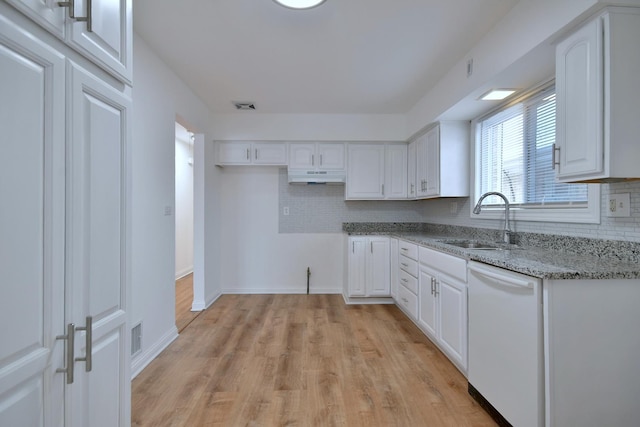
left=347, top=236, right=390, bottom=297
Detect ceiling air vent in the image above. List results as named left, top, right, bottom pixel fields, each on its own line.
left=233, top=101, right=256, bottom=110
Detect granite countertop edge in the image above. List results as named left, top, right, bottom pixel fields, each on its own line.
left=343, top=223, right=640, bottom=280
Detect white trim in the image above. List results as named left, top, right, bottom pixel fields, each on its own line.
left=130, top=327, right=178, bottom=379
left=175, top=268, right=193, bottom=281
left=342, top=293, right=395, bottom=305
left=223, top=287, right=343, bottom=295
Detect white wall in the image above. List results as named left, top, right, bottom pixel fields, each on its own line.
left=175, top=127, right=193, bottom=279
left=219, top=167, right=344, bottom=294
left=131, top=34, right=218, bottom=377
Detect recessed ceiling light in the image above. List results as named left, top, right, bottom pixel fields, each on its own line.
left=479, top=89, right=518, bottom=101
left=273, top=0, right=327, bottom=10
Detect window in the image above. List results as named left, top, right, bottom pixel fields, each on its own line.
left=473, top=84, right=600, bottom=223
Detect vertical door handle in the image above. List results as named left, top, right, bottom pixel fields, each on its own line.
left=311, top=154, right=315, bottom=166
left=319, top=154, right=323, bottom=166
left=75, top=316, right=93, bottom=372
left=430, top=277, right=436, bottom=295
left=352, top=241, right=355, bottom=253
left=410, top=183, right=414, bottom=194
left=56, top=323, right=76, bottom=384
left=381, top=184, right=385, bottom=196
left=246, top=148, right=250, bottom=160
left=58, top=0, right=92, bottom=32
left=255, top=148, right=258, bottom=160
left=552, top=144, right=560, bottom=169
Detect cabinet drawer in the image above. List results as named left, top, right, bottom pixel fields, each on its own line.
left=419, top=246, right=467, bottom=282
left=399, top=255, right=418, bottom=278
left=398, top=285, right=418, bottom=320
left=399, top=269, right=418, bottom=295
left=399, top=240, right=418, bottom=260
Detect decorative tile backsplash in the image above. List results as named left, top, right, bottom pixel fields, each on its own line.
left=279, top=167, right=640, bottom=243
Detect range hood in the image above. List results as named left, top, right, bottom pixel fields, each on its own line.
left=288, top=170, right=346, bottom=185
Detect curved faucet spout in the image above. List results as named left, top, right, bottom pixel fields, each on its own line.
left=473, top=191, right=512, bottom=243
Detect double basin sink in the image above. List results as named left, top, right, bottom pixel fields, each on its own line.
left=438, top=239, right=521, bottom=251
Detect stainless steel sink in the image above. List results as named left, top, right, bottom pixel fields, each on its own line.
left=438, top=240, right=505, bottom=250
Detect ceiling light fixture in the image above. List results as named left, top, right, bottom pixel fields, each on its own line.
left=273, top=0, right=327, bottom=10
left=479, top=89, right=518, bottom=101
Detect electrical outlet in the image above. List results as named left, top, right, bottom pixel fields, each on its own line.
left=607, top=193, right=630, bottom=217
left=283, top=206, right=289, bottom=216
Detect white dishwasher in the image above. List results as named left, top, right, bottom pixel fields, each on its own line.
left=467, top=261, right=543, bottom=427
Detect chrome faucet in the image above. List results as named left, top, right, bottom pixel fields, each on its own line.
left=473, top=191, right=512, bottom=244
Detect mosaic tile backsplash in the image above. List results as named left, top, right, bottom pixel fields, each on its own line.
left=279, top=168, right=640, bottom=243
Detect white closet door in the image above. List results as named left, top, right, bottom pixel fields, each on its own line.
left=67, top=62, right=131, bottom=427
left=0, top=15, right=66, bottom=427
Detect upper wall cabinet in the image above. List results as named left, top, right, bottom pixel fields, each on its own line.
left=216, top=141, right=287, bottom=166
left=555, top=7, right=640, bottom=182
left=288, top=143, right=345, bottom=171
left=412, top=121, right=469, bottom=199
left=346, top=143, right=407, bottom=200
left=6, top=0, right=133, bottom=83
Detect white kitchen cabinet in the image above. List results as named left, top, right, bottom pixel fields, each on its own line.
left=0, top=6, right=131, bottom=425
left=395, top=240, right=419, bottom=321
left=417, top=246, right=468, bottom=373
left=216, top=141, right=287, bottom=166
left=346, top=144, right=385, bottom=199
left=346, top=143, right=407, bottom=200
left=414, top=121, right=469, bottom=199
left=555, top=7, right=640, bottom=182
left=407, top=139, right=417, bottom=198
left=288, top=142, right=345, bottom=170
left=347, top=236, right=390, bottom=298
left=390, top=238, right=399, bottom=300
left=543, top=277, right=640, bottom=426
left=7, top=0, right=133, bottom=83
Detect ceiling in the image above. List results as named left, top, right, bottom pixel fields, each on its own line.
left=134, top=0, right=520, bottom=115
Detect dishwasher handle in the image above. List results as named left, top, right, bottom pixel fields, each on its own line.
left=469, top=263, right=535, bottom=289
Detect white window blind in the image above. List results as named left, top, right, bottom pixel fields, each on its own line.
left=477, top=86, right=588, bottom=208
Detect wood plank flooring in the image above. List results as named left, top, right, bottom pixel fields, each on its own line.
left=132, top=294, right=496, bottom=426
left=175, top=274, right=200, bottom=333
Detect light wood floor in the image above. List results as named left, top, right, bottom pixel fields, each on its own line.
left=132, top=294, right=496, bottom=426
left=175, top=274, right=200, bottom=333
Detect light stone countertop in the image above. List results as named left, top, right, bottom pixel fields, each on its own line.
left=343, top=223, right=640, bottom=280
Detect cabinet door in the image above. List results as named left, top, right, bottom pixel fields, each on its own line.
left=418, top=267, right=438, bottom=338
left=68, top=0, right=132, bottom=83
left=407, top=140, right=417, bottom=198
left=317, top=143, right=345, bottom=170
left=555, top=17, right=603, bottom=180
left=6, top=0, right=66, bottom=37
left=368, top=237, right=390, bottom=296
left=390, top=238, right=399, bottom=300
left=68, top=63, right=131, bottom=426
left=348, top=238, right=367, bottom=297
left=385, top=144, right=408, bottom=199
left=217, top=142, right=252, bottom=165
left=253, top=143, right=287, bottom=165
left=415, top=133, right=428, bottom=198
left=288, top=143, right=315, bottom=169
left=424, top=126, right=440, bottom=196
left=0, top=17, right=66, bottom=426
left=346, top=144, right=385, bottom=199
left=437, top=275, right=467, bottom=370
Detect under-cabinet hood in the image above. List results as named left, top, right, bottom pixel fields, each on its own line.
left=287, top=170, right=346, bottom=185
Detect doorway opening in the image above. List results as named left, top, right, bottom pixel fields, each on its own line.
left=174, top=122, right=198, bottom=332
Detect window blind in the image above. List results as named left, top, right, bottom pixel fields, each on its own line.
left=478, top=86, right=587, bottom=208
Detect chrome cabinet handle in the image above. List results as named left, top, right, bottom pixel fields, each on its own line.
left=58, top=0, right=92, bottom=32
left=401, top=263, right=408, bottom=267
left=370, top=241, right=373, bottom=253
left=410, top=183, right=414, bottom=194
left=319, top=154, right=323, bottom=165
left=430, top=277, right=436, bottom=295
left=352, top=241, right=355, bottom=253
left=552, top=143, right=560, bottom=169
left=56, top=323, right=76, bottom=384
left=401, top=278, right=408, bottom=283
left=312, top=154, right=315, bottom=166
left=382, top=184, right=385, bottom=196
left=255, top=148, right=258, bottom=160
left=400, top=247, right=408, bottom=252
left=246, top=148, right=250, bottom=160
left=75, top=316, right=92, bottom=372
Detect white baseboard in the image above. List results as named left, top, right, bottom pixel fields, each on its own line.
left=130, top=326, right=179, bottom=379
left=175, top=268, right=193, bottom=280
left=341, top=293, right=395, bottom=305
left=222, top=287, right=342, bottom=295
